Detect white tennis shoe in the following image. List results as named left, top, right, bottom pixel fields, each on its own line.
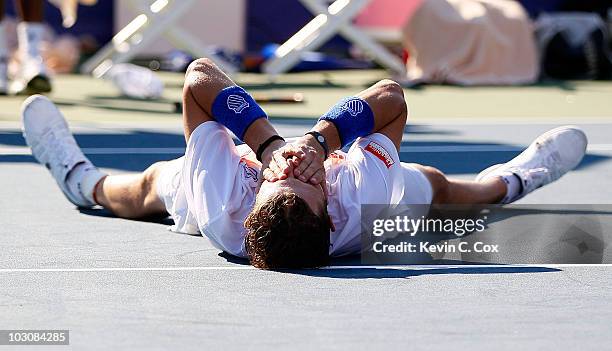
left=22, top=95, right=104, bottom=207
left=476, top=125, right=588, bottom=203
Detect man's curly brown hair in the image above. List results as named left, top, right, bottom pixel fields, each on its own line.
left=244, top=192, right=331, bottom=269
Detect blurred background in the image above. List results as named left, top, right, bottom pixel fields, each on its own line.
left=0, top=0, right=611, bottom=128
left=1, top=0, right=611, bottom=82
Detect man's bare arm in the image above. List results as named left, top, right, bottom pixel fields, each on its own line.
left=183, top=58, right=291, bottom=178
left=267, top=79, right=408, bottom=184
left=310, top=79, right=407, bottom=154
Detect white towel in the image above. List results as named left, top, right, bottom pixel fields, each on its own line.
left=402, top=0, right=539, bottom=85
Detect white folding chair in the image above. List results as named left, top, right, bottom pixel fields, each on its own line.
left=262, top=0, right=406, bottom=77
left=81, top=0, right=238, bottom=77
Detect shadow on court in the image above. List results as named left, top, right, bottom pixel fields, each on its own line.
left=79, top=207, right=175, bottom=226
left=288, top=266, right=561, bottom=279
left=53, top=98, right=180, bottom=116
left=216, top=251, right=562, bottom=278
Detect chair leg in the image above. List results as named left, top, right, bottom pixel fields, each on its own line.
left=81, top=0, right=237, bottom=76
left=263, top=0, right=405, bottom=77
left=164, top=27, right=237, bottom=74
left=263, top=0, right=370, bottom=77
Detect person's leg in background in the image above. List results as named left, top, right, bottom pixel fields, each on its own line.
left=13, top=0, right=51, bottom=94
left=0, top=0, right=8, bottom=94
left=16, top=0, right=44, bottom=22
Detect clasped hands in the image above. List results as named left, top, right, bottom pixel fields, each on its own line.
left=259, top=134, right=327, bottom=187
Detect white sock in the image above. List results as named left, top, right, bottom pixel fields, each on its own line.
left=17, top=21, right=45, bottom=59
left=497, top=172, right=522, bottom=204
left=66, top=162, right=107, bottom=205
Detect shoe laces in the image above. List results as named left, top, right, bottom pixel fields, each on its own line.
left=521, top=167, right=550, bottom=191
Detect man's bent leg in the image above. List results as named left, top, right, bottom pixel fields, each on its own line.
left=359, top=82, right=504, bottom=205
left=409, top=164, right=506, bottom=205
left=94, top=162, right=168, bottom=219
left=410, top=125, right=587, bottom=205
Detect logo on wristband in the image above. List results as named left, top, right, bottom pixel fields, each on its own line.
left=227, top=95, right=250, bottom=113
left=341, top=98, right=364, bottom=117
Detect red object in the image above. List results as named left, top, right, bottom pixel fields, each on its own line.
left=354, top=0, right=423, bottom=28
left=402, top=49, right=410, bottom=64
left=364, top=141, right=395, bottom=169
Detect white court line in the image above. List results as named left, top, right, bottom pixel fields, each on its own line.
left=0, top=147, right=186, bottom=155
left=2, top=144, right=612, bottom=156
left=0, top=264, right=610, bottom=273
left=398, top=144, right=612, bottom=153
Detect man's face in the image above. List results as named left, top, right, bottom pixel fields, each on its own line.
left=256, top=173, right=326, bottom=215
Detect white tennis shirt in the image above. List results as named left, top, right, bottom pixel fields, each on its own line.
left=157, top=121, right=432, bottom=258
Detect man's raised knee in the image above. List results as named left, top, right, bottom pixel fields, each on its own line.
left=186, top=57, right=217, bottom=76
left=374, top=79, right=403, bottom=96
left=183, top=57, right=232, bottom=99
left=184, top=58, right=220, bottom=89
left=373, top=79, right=407, bottom=121
left=140, top=162, right=164, bottom=197
left=419, top=166, right=450, bottom=203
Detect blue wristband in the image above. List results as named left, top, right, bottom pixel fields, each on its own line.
left=318, top=97, right=374, bottom=147
left=211, top=86, right=267, bottom=140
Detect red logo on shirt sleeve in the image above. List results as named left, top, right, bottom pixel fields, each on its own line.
left=364, top=141, right=395, bottom=168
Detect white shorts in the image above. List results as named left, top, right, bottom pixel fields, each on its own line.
left=156, top=156, right=184, bottom=222
left=399, top=162, right=434, bottom=205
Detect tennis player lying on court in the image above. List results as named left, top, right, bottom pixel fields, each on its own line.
left=22, top=58, right=588, bottom=269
